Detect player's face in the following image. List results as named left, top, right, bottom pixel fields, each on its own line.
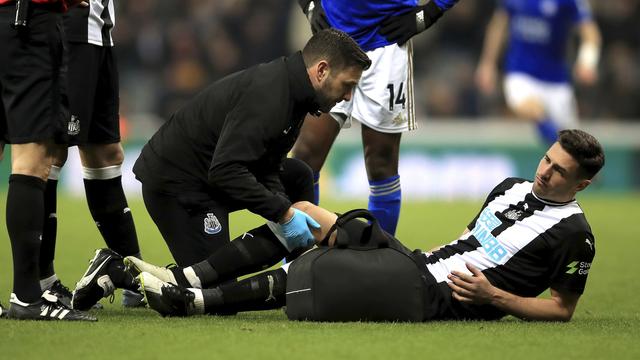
left=316, top=65, right=362, bottom=113
left=532, top=142, right=589, bottom=202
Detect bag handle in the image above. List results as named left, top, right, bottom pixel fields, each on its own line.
left=319, top=209, right=389, bottom=249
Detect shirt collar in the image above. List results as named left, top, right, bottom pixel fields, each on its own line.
left=286, top=51, right=321, bottom=116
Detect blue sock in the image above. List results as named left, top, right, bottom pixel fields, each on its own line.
left=536, top=118, right=559, bottom=145
left=312, top=171, right=320, bottom=205
left=368, top=175, right=401, bottom=235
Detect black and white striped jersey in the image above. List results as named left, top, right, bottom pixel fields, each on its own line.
left=425, top=177, right=595, bottom=316
left=64, top=0, right=115, bottom=47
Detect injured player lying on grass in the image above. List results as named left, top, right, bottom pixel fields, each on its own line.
left=72, top=129, right=604, bottom=322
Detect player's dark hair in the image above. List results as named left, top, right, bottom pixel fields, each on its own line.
left=558, top=129, right=605, bottom=179
left=302, top=29, right=371, bottom=71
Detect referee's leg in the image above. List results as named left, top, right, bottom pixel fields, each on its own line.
left=8, top=141, right=57, bottom=303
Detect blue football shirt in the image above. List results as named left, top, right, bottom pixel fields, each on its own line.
left=322, top=0, right=418, bottom=52
left=502, top=0, right=592, bottom=83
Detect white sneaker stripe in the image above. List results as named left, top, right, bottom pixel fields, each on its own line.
left=40, top=308, right=48, bottom=316
left=58, top=309, right=70, bottom=319
left=51, top=308, right=61, bottom=317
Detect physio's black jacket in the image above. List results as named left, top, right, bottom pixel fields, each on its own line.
left=133, top=52, right=320, bottom=222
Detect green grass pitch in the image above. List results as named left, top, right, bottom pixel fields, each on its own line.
left=1, top=193, right=639, bottom=359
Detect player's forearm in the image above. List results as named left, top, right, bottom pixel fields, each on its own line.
left=577, top=21, right=601, bottom=70
left=489, top=288, right=573, bottom=322
left=478, top=11, right=508, bottom=66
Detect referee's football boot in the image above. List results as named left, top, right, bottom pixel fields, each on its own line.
left=72, top=248, right=119, bottom=310
left=49, top=279, right=73, bottom=308
left=124, top=256, right=189, bottom=287
left=0, top=302, right=6, bottom=318
left=137, top=272, right=196, bottom=317
left=7, top=291, right=97, bottom=321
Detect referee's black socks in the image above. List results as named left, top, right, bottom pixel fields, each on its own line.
left=83, top=166, right=141, bottom=257
left=6, top=174, right=46, bottom=303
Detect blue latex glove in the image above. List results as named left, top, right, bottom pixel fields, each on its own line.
left=280, top=208, right=321, bottom=249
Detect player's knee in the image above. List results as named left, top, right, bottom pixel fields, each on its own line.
left=80, top=143, right=124, bottom=167
left=512, top=98, right=546, bottom=120
left=51, top=145, right=69, bottom=167
left=292, top=201, right=314, bottom=213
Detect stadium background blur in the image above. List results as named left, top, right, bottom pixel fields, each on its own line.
left=3, top=0, right=639, bottom=199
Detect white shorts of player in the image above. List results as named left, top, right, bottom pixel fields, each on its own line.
left=503, top=72, right=578, bottom=129
left=330, top=41, right=416, bottom=133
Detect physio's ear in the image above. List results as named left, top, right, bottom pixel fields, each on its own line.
left=316, top=60, right=330, bottom=82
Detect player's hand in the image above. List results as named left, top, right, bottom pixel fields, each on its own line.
left=300, top=0, right=330, bottom=34
left=279, top=208, right=321, bottom=249
left=66, top=0, right=89, bottom=7
left=574, top=63, right=598, bottom=86
left=475, top=62, right=498, bottom=95
left=379, top=1, right=444, bottom=45
left=447, top=263, right=495, bottom=304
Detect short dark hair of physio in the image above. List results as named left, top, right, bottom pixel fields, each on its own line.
left=302, top=28, right=371, bottom=72
left=558, top=129, right=605, bottom=180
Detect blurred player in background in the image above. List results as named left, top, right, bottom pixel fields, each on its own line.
left=292, top=0, right=459, bottom=235
left=40, top=0, right=145, bottom=307
left=476, top=0, right=601, bottom=145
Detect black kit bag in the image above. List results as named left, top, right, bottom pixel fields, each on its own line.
left=285, top=209, right=429, bottom=322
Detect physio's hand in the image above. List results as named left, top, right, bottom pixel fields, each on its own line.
left=447, top=263, right=496, bottom=305
left=379, top=1, right=445, bottom=45
left=279, top=208, right=321, bottom=249
left=300, top=0, right=330, bottom=34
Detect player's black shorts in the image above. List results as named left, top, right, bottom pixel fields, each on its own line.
left=66, top=42, right=120, bottom=145
left=0, top=4, right=69, bottom=144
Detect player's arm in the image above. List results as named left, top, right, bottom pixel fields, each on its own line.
left=574, top=20, right=601, bottom=86
left=379, top=0, right=460, bottom=46
left=298, top=0, right=330, bottom=34
left=475, top=8, right=509, bottom=95
left=448, top=263, right=580, bottom=321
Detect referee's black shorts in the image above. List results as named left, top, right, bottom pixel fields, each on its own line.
left=0, top=4, right=69, bottom=144
left=66, top=42, right=120, bottom=145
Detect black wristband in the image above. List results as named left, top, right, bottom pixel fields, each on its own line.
left=424, top=1, right=444, bottom=23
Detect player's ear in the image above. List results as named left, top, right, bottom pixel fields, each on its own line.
left=575, top=179, right=591, bottom=192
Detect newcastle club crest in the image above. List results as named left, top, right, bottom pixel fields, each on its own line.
left=204, top=213, right=222, bottom=235
left=68, top=115, right=80, bottom=136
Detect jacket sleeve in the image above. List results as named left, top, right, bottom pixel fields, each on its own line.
left=207, top=89, right=291, bottom=223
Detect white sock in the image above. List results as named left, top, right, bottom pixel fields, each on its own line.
left=183, top=267, right=202, bottom=289
left=40, top=274, right=58, bottom=291
left=189, top=288, right=205, bottom=315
